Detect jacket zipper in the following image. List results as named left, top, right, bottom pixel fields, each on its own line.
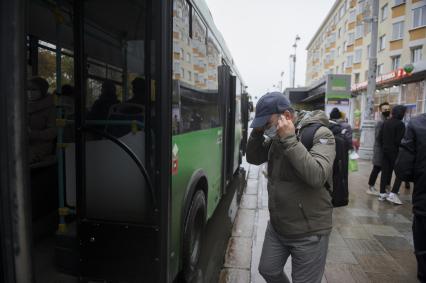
left=298, top=203, right=312, bottom=230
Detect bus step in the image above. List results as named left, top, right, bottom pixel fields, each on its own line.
left=55, top=222, right=79, bottom=276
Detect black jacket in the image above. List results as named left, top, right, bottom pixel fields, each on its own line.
left=380, top=117, right=405, bottom=154
left=395, top=114, right=426, bottom=216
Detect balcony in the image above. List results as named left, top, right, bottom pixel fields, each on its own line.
left=409, top=26, right=426, bottom=41
left=392, top=4, right=406, bottom=18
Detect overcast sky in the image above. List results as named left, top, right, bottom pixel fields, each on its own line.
left=205, top=0, right=335, bottom=100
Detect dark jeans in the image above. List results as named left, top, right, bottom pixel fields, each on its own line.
left=413, top=215, right=426, bottom=283
left=368, top=165, right=381, bottom=186
left=380, top=151, right=403, bottom=194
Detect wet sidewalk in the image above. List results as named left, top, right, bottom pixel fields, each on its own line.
left=219, top=159, right=418, bottom=283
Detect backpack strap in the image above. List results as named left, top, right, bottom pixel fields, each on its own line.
left=299, top=123, right=323, bottom=151
left=299, top=123, right=332, bottom=192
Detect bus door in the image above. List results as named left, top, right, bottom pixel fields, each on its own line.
left=218, top=65, right=237, bottom=195
left=68, top=1, right=171, bottom=282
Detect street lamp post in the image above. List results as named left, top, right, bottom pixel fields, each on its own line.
left=290, top=35, right=300, bottom=88
left=359, top=0, right=379, bottom=159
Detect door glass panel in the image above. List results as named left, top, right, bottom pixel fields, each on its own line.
left=80, top=0, right=153, bottom=223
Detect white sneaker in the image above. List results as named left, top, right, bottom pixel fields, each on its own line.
left=366, top=186, right=379, bottom=196
left=386, top=193, right=403, bottom=205
left=378, top=193, right=388, bottom=201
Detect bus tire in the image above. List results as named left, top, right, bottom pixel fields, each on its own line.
left=182, top=190, right=206, bottom=282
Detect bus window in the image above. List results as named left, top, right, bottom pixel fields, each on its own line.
left=172, top=7, right=220, bottom=134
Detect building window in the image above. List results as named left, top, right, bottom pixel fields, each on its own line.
left=365, top=70, right=369, bottom=80
left=379, top=35, right=386, bottom=51
left=349, top=10, right=356, bottom=22
left=366, top=44, right=370, bottom=59
left=347, top=55, right=354, bottom=67
left=338, top=27, right=342, bottom=38
left=391, top=55, right=401, bottom=70
left=354, top=49, right=362, bottom=63
left=339, top=6, right=345, bottom=18
left=394, top=0, right=406, bottom=6
left=392, top=21, right=404, bottom=40
left=412, top=46, right=423, bottom=63
left=381, top=4, right=388, bottom=21
left=342, top=61, right=346, bottom=71
left=354, top=73, right=360, bottom=83
left=348, top=32, right=355, bottom=45
left=357, top=0, right=365, bottom=15
left=337, top=46, right=341, bottom=56
left=187, top=70, right=192, bottom=81
left=186, top=52, right=191, bottom=63
left=336, top=66, right=340, bottom=73
left=412, top=6, right=426, bottom=29
left=377, top=63, right=384, bottom=75
left=355, top=24, right=364, bottom=39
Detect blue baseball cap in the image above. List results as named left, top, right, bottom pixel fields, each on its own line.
left=250, top=92, right=292, bottom=128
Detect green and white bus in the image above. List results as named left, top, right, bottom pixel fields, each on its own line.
left=0, top=0, right=249, bottom=282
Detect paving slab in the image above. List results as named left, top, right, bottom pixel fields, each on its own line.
left=326, top=245, right=358, bottom=264
left=343, top=238, right=387, bottom=255
left=338, top=225, right=373, bottom=240
left=362, top=224, right=403, bottom=237
left=248, top=166, right=259, bottom=179
left=373, top=235, right=413, bottom=251
left=324, top=263, right=369, bottom=283
left=245, top=179, right=258, bottom=195
left=240, top=195, right=257, bottom=210
left=231, top=209, right=255, bottom=238
left=354, top=253, right=406, bottom=275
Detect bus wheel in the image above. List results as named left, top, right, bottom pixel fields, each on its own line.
left=183, top=190, right=206, bottom=282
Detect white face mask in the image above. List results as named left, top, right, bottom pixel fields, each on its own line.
left=28, top=90, right=42, bottom=101
left=264, top=124, right=277, bottom=138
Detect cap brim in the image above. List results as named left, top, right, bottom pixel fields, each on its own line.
left=250, top=115, right=271, bottom=128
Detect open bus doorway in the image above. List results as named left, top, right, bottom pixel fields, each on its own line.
left=16, top=0, right=171, bottom=282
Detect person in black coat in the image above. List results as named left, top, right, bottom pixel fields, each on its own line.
left=379, top=105, right=406, bottom=204
left=395, top=113, right=426, bottom=282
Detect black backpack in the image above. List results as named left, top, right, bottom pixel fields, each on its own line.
left=299, top=123, right=349, bottom=207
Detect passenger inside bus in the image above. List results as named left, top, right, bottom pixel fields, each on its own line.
left=127, top=77, right=146, bottom=107
left=87, top=80, right=119, bottom=121
left=27, top=77, right=57, bottom=166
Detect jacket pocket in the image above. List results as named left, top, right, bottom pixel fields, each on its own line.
left=298, top=202, right=312, bottom=230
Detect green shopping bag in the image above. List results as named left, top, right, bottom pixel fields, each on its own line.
left=349, top=158, right=359, bottom=172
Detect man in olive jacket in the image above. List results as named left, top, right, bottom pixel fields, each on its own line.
left=247, top=92, right=335, bottom=283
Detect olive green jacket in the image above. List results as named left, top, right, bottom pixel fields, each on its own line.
left=246, top=110, right=336, bottom=238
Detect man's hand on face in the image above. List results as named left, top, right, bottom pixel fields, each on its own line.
left=277, top=114, right=295, bottom=139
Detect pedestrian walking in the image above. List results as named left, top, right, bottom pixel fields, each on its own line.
left=246, top=92, right=335, bottom=283
left=395, top=113, right=426, bottom=282
left=366, top=102, right=390, bottom=195
left=379, top=105, right=407, bottom=204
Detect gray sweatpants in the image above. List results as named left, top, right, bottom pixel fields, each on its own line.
left=258, top=222, right=330, bottom=283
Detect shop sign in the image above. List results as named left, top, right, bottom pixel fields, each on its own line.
left=351, top=68, right=411, bottom=92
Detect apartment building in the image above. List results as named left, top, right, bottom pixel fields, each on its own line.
left=306, top=0, right=426, bottom=121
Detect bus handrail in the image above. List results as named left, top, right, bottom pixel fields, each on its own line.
left=81, top=125, right=157, bottom=210
left=61, top=119, right=144, bottom=129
